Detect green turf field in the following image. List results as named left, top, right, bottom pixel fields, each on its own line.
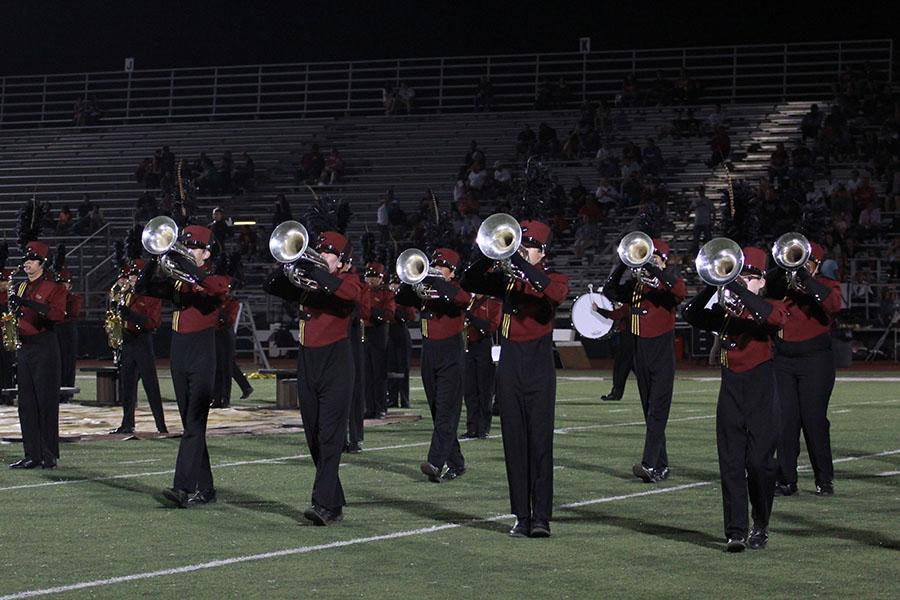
left=1, top=371, right=898, bottom=599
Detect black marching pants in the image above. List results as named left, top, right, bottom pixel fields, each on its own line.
left=610, top=330, right=635, bottom=395
left=17, top=332, right=61, bottom=463
left=464, top=337, right=495, bottom=435
left=213, top=328, right=234, bottom=406
left=386, top=322, right=411, bottom=408
left=774, top=348, right=835, bottom=485
left=496, top=334, right=556, bottom=522
left=633, top=331, right=675, bottom=471
left=56, top=321, right=77, bottom=401
left=421, top=335, right=465, bottom=470
left=717, top=361, right=779, bottom=539
left=0, top=348, right=15, bottom=404
left=364, top=324, right=389, bottom=416
left=347, top=326, right=366, bottom=446
left=297, top=339, right=354, bottom=511
left=170, top=330, right=216, bottom=492
left=119, top=332, right=166, bottom=431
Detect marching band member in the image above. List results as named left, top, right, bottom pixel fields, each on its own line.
left=603, top=237, right=686, bottom=483
left=396, top=248, right=469, bottom=483
left=461, top=220, right=569, bottom=538
left=591, top=299, right=632, bottom=402
left=344, top=256, right=367, bottom=454
left=363, top=262, right=395, bottom=419
left=386, top=274, right=415, bottom=410
left=8, top=241, right=67, bottom=469
left=683, top=246, right=788, bottom=552
left=264, top=230, right=362, bottom=525
left=54, top=267, right=82, bottom=404
left=462, top=293, right=501, bottom=438
left=212, top=293, right=240, bottom=409
left=112, top=259, right=168, bottom=434
left=769, top=242, right=842, bottom=496
left=137, top=225, right=229, bottom=507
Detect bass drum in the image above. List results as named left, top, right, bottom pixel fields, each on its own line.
left=571, top=291, right=614, bottom=340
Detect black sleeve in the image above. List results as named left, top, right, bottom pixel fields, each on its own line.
left=395, top=284, right=424, bottom=309
left=305, top=266, right=343, bottom=294
left=120, top=306, right=148, bottom=329
left=135, top=259, right=176, bottom=301
left=20, top=298, right=50, bottom=317
left=263, top=268, right=305, bottom=302
left=510, top=253, right=551, bottom=291
left=602, top=262, right=634, bottom=303
left=466, top=314, right=491, bottom=335
left=682, top=285, right=724, bottom=332
left=643, top=263, right=678, bottom=289
left=764, top=266, right=788, bottom=300
left=459, top=257, right=510, bottom=298
left=725, top=281, right=773, bottom=323
left=795, top=268, right=834, bottom=305
left=427, top=278, right=461, bottom=302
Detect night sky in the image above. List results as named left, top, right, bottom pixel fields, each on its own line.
left=0, top=0, right=895, bottom=76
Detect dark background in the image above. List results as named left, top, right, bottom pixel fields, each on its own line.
left=0, top=0, right=895, bottom=76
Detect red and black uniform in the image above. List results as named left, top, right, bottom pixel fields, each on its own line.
left=593, top=295, right=633, bottom=400
left=387, top=300, right=416, bottom=409
left=463, top=295, right=501, bottom=437
left=11, top=242, right=67, bottom=468
left=117, top=259, right=167, bottom=433
left=137, top=226, right=229, bottom=497
left=264, top=231, right=362, bottom=520
left=55, top=269, right=82, bottom=403
left=396, top=248, right=470, bottom=479
left=768, top=242, right=842, bottom=491
left=683, top=247, right=789, bottom=542
left=0, top=269, right=15, bottom=405
left=603, top=238, right=686, bottom=478
left=461, top=221, right=569, bottom=533
left=363, top=263, right=395, bottom=418
left=346, top=265, right=367, bottom=451
left=213, top=294, right=240, bottom=408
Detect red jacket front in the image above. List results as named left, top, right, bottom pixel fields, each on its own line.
left=466, top=296, right=502, bottom=343
left=15, top=274, right=67, bottom=336
left=124, top=293, right=162, bottom=334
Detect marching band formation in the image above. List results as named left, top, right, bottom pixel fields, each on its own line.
left=2, top=212, right=839, bottom=551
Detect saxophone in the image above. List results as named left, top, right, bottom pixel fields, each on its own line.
left=105, top=279, right=131, bottom=364
left=2, top=267, right=22, bottom=353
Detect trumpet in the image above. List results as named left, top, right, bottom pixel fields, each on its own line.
left=141, top=216, right=201, bottom=285
left=1, top=266, right=22, bottom=353
left=396, top=248, right=443, bottom=299
left=617, top=231, right=658, bottom=286
left=269, top=220, right=330, bottom=290
left=695, top=238, right=746, bottom=316
left=771, top=232, right=811, bottom=290
left=476, top=213, right=524, bottom=279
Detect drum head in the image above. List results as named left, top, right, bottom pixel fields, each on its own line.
left=571, top=292, right=614, bottom=340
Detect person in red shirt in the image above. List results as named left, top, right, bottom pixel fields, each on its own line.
left=396, top=248, right=470, bottom=483
left=462, top=294, right=501, bottom=438
left=363, top=262, right=395, bottom=419
left=461, top=220, right=569, bottom=538
left=54, top=268, right=82, bottom=404
left=603, top=237, right=687, bottom=483
left=768, top=242, right=842, bottom=497
left=8, top=241, right=67, bottom=469
left=264, top=230, right=363, bottom=525
left=683, top=247, right=789, bottom=552
left=386, top=274, right=415, bottom=410
left=112, top=259, right=168, bottom=434
left=137, top=225, right=230, bottom=507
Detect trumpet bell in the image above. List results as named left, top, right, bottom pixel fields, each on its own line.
left=396, top=248, right=432, bottom=285
left=476, top=213, right=522, bottom=261
left=617, top=231, right=655, bottom=269
left=772, top=232, right=810, bottom=271
left=142, top=216, right=180, bottom=255
left=269, top=220, right=309, bottom=264
left=695, top=238, right=745, bottom=287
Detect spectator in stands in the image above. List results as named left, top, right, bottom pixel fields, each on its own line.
left=829, top=182, right=852, bottom=216
left=620, top=155, right=641, bottom=181
left=617, top=74, right=639, bottom=107
left=464, top=141, right=486, bottom=169
left=296, top=144, right=324, bottom=186
left=562, top=130, right=581, bottom=161
left=572, top=213, right=599, bottom=263
left=569, top=176, right=588, bottom=206
left=596, top=146, right=620, bottom=179
left=40, top=201, right=55, bottom=234
left=850, top=270, right=874, bottom=304
left=319, top=147, right=344, bottom=186
left=273, top=193, right=292, bottom=230
left=853, top=175, right=878, bottom=215
left=554, top=77, right=572, bottom=108
left=210, top=207, right=233, bottom=247
left=237, top=226, right=259, bottom=258
left=535, top=79, right=554, bottom=109
left=474, top=77, right=495, bottom=111
left=56, top=206, right=73, bottom=235
left=396, top=81, right=415, bottom=114
left=691, top=186, right=714, bottom=253
left=382, top=82, right=396, bottom=115
left=878, top=287, right=898, bottom=327
left=233, top=152, right=255, bottom=193
left=801, top=104, right=823, bottom=142
left=467, top=161, right=489, bottom=191
left=707, top=126, right=731, bottom=168
left=536, top=122, right=560, bottom=155
left=160, top=145, right=176, bottom=178
left=767, top=142, right=789, bottom=184
left=672, top=108, right=701, bottom=137
left=705, top=103, right=726, bottom=134
left=594, top=99, right=613, bottom=138
left=648, top=70, right=671, bottom=106
left=220, top=151, right=235, bottom=194
left=621, top=172, right=643, bottom=208
left=594, top=177, right=619, bottom=211
left=858, top=199, right=882, bottom=239
left=672, top=68, right=698, bottom=104
left=74, top=195, right=94, bottom=235
left=89, top=205, right=105, bottom=232
left=136, top=192, right=158, bottom=225
left=641, top=138, right=664, bottom=175
left=493, top=161, right=513, bottom=195
left=83, top=96, right=103, bottom=125
left=377, top=195, right=390, bottom=242
left=77, top=194, right=93, bottom=221
left=194, top=152, right=221, bottom=194
left=516, top=125, right=537, bottom=158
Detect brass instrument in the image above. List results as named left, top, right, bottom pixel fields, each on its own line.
left=269, top=220, right=330, bottom=289
left=1, top=266, right=22, bottom=353
left=695, top=237, right=746, bottom=316
left=475, top=213, right=524, bottom=279
left=771, top=232, right=811, bottom=290
left=617, top=231, right=657, bottom=286
left=396, top=248, right=443, bottom=299
left=141, top=216, right=201, bottom=285
left=105, top=279, right=131, bottom=364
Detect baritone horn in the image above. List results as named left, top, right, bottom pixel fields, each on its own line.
left=617, top=231, right=659, bottom=285
left=476, top=213, right=523, bottom=278
left=395, top=248, right=442, bottom=299
left=141, top=216, right=200, bottom=285
left=269, top=220, right=329, bottom=289
left=695, top=237, right=745, bottom=315
left=771, top=231, right=811, bottom=289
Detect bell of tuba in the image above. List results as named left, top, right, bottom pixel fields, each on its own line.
left=141, top=216, right=200, bottom=285
left=268, top=220, right=330, bottom=289
left=617, top=231, right=655, bottom=270
left=695, top=238, right=746, bottom=315
left=396, top=248, right=442, bottom=298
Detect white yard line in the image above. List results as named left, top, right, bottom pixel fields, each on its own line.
left=876, top=470, right=900, bottom=477
left=0, top=483, right=709, bottom=600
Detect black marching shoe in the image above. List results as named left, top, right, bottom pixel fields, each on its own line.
left=725, top=537, right=747, bottom=553
left=239, top=386, right=254, bottom=400
left=600, top=391, right=622, bottom=402
left=157, top=427, right=169, bottom=434
left=9, top=457, right=42, bottom=469
left=420, top=462, right=443, bottom=483
left=441, top=466, right=466, bottom=481
left=529, top=520, right=551, bottom=538
left=303, top=504, right=343, bottom=526
left=157, top=488, right=191, bottom=508
left=748, top=524, right=769, bottom=550
left=111, top=426, right=134, bottom=434
left=345, top=442, right=362, bottom=454
left=42, top=458, right=57, bottom=470
left=656, top=467, right=671, bottom=481
left=774, top=481, right=798, bottom=496
left=460, top=431, right=479, bottom=440
left=632, top=463, right=658, bottom=483
left=509, top=518, right=531, bottom=538
left=188, top=489, right=217, bottom=506
left=815, top=481, right=834, bottom=496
